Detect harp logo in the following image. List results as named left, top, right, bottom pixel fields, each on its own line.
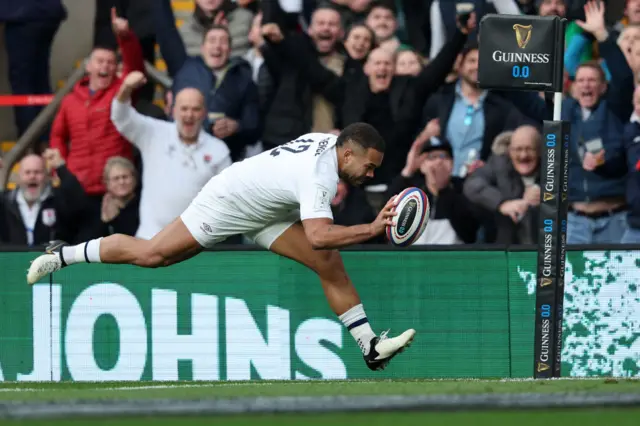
left=540, top=278, right=553, bottom=288
left=537, top=362, right=550, bottom=373
left=513, top=24, right=533, bottom=49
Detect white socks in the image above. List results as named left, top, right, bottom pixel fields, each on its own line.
left=60, top=238, right=103, bottom=265
left=339, top=304, right=376, bottom=355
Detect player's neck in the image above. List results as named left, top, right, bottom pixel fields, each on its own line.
left=336, top=146, right=345, bottom=171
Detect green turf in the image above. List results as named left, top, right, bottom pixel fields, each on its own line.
left=0, top=379, right=638, bottom=402
left=1, top=408, right=640, bottom=426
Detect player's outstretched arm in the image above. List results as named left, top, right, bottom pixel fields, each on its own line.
left=302, top=197, right=397, bottom=250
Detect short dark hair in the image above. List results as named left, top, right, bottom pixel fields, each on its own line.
left=367, top=1, right=397, bottom=17
left=313, top=3, right=342, bottom=17
left=202, top=24, right=232, bottom=45
left=336, top=123, right=386, bottom=153
left=576, top=60, right=606, bottom=82
left=346, top=22, right=377, bottom=47
left=92, top=44, right=117, bottom=55
left=460, top=41, right=479, bottom=60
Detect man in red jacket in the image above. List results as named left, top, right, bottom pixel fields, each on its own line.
left=49, top=8, right=144, bottom=198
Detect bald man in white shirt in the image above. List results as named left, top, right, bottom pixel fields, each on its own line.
left=109, top=72, right=232, bottom=239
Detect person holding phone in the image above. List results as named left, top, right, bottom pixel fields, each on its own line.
left=566, top=62, right=628, bottom=244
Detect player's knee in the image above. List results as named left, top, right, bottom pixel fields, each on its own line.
left=314, top=249, right=346, bottom=280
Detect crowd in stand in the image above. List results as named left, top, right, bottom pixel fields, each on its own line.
left=1, top=0, right=640, bottom=248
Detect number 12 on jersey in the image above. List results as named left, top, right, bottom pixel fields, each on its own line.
left=270, top=139, right=313, bottom=156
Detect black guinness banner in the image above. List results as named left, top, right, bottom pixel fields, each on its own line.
left=478, top=14, right=566, bottom=92
left=533, top=121, right=569, bottom=378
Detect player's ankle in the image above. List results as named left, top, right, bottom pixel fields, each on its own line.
left=61, top=238, right=103, bottom=265
left=338, top=304, right=376, bottom=355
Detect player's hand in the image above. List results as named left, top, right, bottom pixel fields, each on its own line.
left=212, top=118, right=239, bottom=139
left=576, top=0, right=608, bottom=42
left=499, top=199, right=529, bottom=223
left=583, top=149, right=605, bottom=171
left=122, top=71, right=147, bottom=90
left=261, top=23, right=284, bottom=43
left=523, top=184, right=541, bottom=207
left=111, top=7, right=130, bottom=37
left=371, top=195, right=398, bottom=236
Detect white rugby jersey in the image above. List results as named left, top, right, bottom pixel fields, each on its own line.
left=209, top=133, right=339, bottom=224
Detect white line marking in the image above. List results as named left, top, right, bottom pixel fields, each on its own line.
left=0, top=377, right=638, bottom=393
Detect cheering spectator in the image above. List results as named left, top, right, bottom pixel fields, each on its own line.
left=259, top=5, right=346, bottom=150
left=303, top=0, right=372, bottom=30
left=575, top=1, right=635, bottom=119
left=42, top=149, right=141, bottom=241
left=111, top=71, right=231, bottom=239
left=618, top=25, right=640, bottom=73
left=49, top=9, right=143, bottom=226
left=155, top=0, right=260, bottom=162
left=614, top=0, right=640, bottom=31
left=463, top=126, right=542, bottom=245
left=1, top=0, right=67, bottom=138
left=395, top=48, right=424, bottom=76
left=0, top=154, right=74, bottom=246
left=343, top=22, right=376, bottom=62
left=622, top=86, right=640, bottom=243
left=99, top=157, right=140, bottom=237
left=175, top=0, right=254, bottom=58
left=93, top=0, right=156, bottom=102
left=365, top=1, right=400, bottom=52
left=423, top=42, right=530, bottom=179
left=567, top=62, right=629, bottom=243
left=388, top=136, right=480, bottom=244
left=571, top=62, right=628, bottom=243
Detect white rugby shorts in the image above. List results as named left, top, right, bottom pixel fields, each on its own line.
left=180, top=185, right=299, bottom=249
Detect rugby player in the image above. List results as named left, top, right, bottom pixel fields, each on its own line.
left=27, top=71, right=415, bottom=371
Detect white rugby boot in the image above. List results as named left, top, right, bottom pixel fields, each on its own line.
left=363, top=328, right=416, bottom=371
left=27, top=240, right=68, bottom=285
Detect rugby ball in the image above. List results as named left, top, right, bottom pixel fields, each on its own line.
left=386, top=187, right=430, bottom=247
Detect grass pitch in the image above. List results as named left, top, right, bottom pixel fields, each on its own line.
left=2, top=409, right=640, bottom=426
left=0, top=377, right=638, bottom=401
left=0, top=378, right=638, bottom=426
